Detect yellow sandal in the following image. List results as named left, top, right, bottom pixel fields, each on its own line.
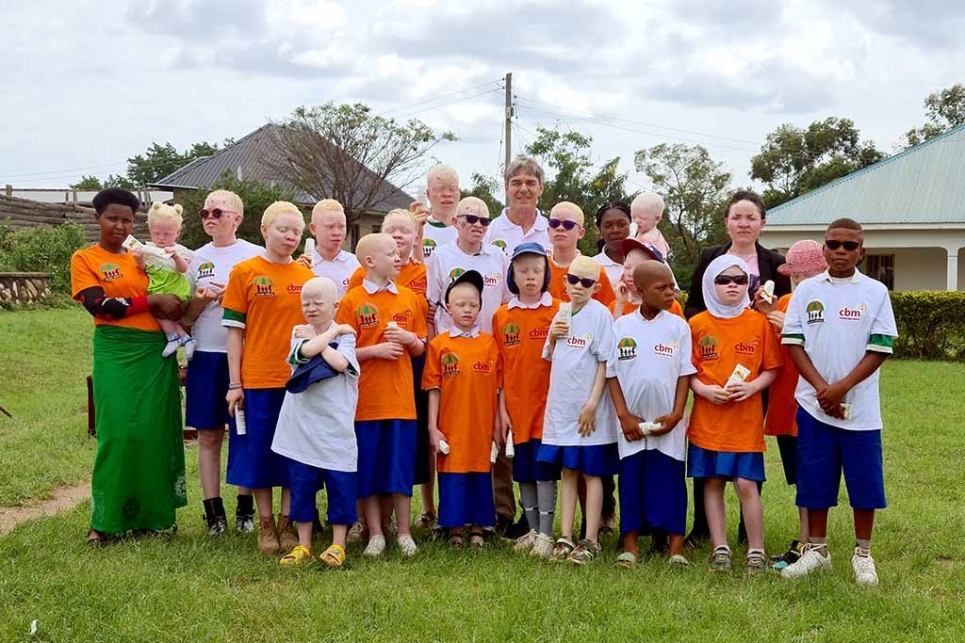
left=280, top=545, right=312, bottom=566
left=319, top=544, right=346, bottom=568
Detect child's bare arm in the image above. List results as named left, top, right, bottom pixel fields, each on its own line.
left=427, top=389, right=444, bottom=451
left=299, top=328, right=351, bottom=372
left=608, top=376, right=643, bottom=442
left=497, top=389, right=511, bottom=445
left=577, top=361, right=607, bottom=436
left=652, top=375, right=691, bottom=436
left=788, top=345, right=829, bottom=393
left=691, top=375, right=729, bottom=405
left=819, top=352, right=890, bottom=414
left=170, top=250, right=189, bottom=274
left=726, top=368, right=777, bottom=402
left=225, top=328, right=245, bottom=415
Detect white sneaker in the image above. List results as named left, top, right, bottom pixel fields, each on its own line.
left=397, top=534, right=418, bottom=557
left=363, top=534, right=386, bottom=557
left=183, top=337, right=197, bottom=360
left=851, top=548, right=879, bottom=586
left=780, top=544, right=832, bottom=578
left=346, top=521, right=366, bottom=543
left=529, top=533, right=555, bottom=558
left=514, top=529, right=538, bottom=553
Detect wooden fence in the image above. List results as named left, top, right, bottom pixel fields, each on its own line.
left=0, top=194, right=149, bottom=241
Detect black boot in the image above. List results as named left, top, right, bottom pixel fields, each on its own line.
left=203, top=497, right=227, bottom=537
left=235, top=494, right=255, bottom=534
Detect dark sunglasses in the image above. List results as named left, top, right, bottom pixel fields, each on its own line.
left=714, top=274, right=749, bottom=286
left=458, top=214, right=491, bottom=227
left=549, top=218, right=581, bottom=231
left=825, top=240, right=860, bottom=251
left=199, top=208, right=234, bottom=220
left=565, top=273, right=597, bottom=288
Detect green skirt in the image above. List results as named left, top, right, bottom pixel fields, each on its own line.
left=91, top=325, right=187, bottom=533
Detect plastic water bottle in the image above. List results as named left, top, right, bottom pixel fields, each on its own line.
left=235, top=408, right=247, bottom=436
left=505, top=430, right=515, bottom=458
left=304, top=238, right=315, bottom=269
left=438, top=439, right=450, bottom=454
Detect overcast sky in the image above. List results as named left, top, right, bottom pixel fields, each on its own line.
left=2, top=0, right=964, bottom=197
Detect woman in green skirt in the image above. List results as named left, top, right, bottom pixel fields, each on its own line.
left=71, top=188, right=188, bottom=544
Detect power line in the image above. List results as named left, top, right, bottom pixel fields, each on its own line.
left=389, top=88, right=503, bottom=121
left=376, top=79, right=503, bottom=117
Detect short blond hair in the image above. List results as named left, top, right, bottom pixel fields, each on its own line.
left=205, top=190, right=243, bottom=216
left=550, top=201, right=584, bottom=226
left=148, top=202, right=183, bottom=226
left=301, top=276, right=338, bottom=303
left=428, top=164, right=459, bottom=185
left=631, top=193, right=665, bottom=216
left=262, top=201, right=304, bottom=227
left=355, top=233, right=394, bottom=264
left=311, top=199, right=344, bottom=218
left=383, top=208, right=417, bottom=230
left=457, top=196, right=489, bottom=217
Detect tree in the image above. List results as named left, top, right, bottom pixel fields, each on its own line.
left=70, top=175, right=103, bottom=190
left=461, top=172, right=504, bottom=214
left=635, top=143, right=733, bottom=287
left=264, top=102, right=456, bottom=225
left=524, top=124, right=636, bottom=254
left=176, top=171, right=297, bottom=249
left=126, top=141, right=219, bottom=187
left=750, top=118, right=885, bottom=209
left=904, top=83, right=965, bottom=147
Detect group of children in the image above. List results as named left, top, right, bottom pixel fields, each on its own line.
left=163, top=165, right=895, bottom=585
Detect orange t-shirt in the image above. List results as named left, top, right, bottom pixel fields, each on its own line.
left=335, top=285, right=429, bottom=421
left=347, top=263, right=428, bottom=323
left=221, top=256, right=315, bottom=389
left=70, top=245, right=160, bottom=332
left=548, top=259, right=616, bottom=307
left=492, top=300, right=560, bottom=443
left=687, top=308, right=782, bottom=453
left=764, top=294, right=799, bottom=437
left=608, top=299, right=684, bottom=319
left=422, top=332, right=502, bottom=473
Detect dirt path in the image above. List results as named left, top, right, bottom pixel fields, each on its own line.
left=0, top=483, right=90, bottom=535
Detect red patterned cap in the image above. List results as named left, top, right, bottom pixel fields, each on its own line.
left=778, top=240, right=827, bottom=277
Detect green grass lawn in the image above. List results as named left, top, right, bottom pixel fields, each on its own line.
left=2, top=308, right=965, bottom=642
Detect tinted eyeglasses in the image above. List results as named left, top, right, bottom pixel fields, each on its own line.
left=713, top=274, right=749, bottom=286
left=199, top=208, right=234, bottom=220
left=549, top=218, right=582, bottom=231
left=825, top=240, right=860, bottom=251
left=458, top=214, right=491, bottom=227
left=565, top=273, right=597, bottom=288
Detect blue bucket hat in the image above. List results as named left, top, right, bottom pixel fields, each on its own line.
left=507, top=242, right=550, bottom=295
left=286, top=344, right=340, bottom=394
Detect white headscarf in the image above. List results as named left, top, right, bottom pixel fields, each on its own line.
left=702, top=255, right=751, bottom=319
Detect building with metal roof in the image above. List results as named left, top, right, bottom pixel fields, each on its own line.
left=760, top=124, right=965, bottom=291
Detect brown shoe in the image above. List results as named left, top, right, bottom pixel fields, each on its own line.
left=276, top=513, right=299, bottom=551
left=258, top=515, right=280, bottom=555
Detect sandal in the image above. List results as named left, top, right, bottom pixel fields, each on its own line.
left=569, top=539, right=601, bottom=565
left=669, top=554, right=690, bottom=568
left=468, top=529, right=485, bottom=548
left=318, top=544, right=346, bottom=568
left=86, top=529, right=108, bottom=547
left=447, top=530, right=464, bottom=548
left=280, top=545, right=313, bottom=566
left=616, top=551, right=638, bottom=568
left=551, top=538, right=576, bottom=561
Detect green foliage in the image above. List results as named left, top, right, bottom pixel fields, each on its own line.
left=127, top=141, right=219, bottom=187
left=176, top=172, right=297, bottom=249
left=750, top=118, right=885, bottom=208
left=0, top=222, right=87, bottom=294
left=461, top=172, right=504, bottom=216
left=890, top=291, right=965, bottom=361
left=524, top=125, right=636, bottom=255
left=903, top=83, right=965, bottom=147
left=69, top=175, right=105, bottom=190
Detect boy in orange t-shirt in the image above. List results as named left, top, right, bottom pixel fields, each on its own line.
left=546, top=201, right=615, bottom=307
left=687, top=255, right=781, bottom=574
left=492, top=242, right=560, bottom=558
left=335, top=233, right=428, bottom=558
left=423, top=270, right=502, bottom=547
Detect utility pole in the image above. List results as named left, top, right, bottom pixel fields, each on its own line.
left=504, top=72, right=513, bottom=171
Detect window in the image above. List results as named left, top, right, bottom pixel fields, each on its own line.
left=864, top=254, right=894, bottom=290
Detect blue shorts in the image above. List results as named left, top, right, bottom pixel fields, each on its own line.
left=184, top=351, right=231, bottom=430
left=537, top=443, right=619, bottom=477
left=795, top=408, right=886, bottom=510
left=225, top=388, right=290, bottom=489
left=619, top=450, right=687, bottom=536
left=775, top=434, right=798, bottom=486
left=687, top=444, right=765, bottom=482
left=437, top=472, right=496, bottom=528
left=355, top=419, right=417, bottom=498
left=286, top=459, right=358, bottom=526
left=512, top=439, right=560, bottom=482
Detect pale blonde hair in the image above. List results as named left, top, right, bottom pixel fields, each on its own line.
left=206, top=190, right=243, bottom=216
left=355, top=233, right=395, bottom=264
left=301, top=276, right=338, bottom=303
left=148, top=202, right=183, bottom=226
left=631, top=193, right=665, bottom=217
left=456, top=196, right=489, bottom=217
left=383, top=208, right=417, bottom=230
left=312, top=198, right=344, bottom=218
left=262, top=201, right=304, bottom=227
left=428, top=164, right=459, bottom=185
left=550, top=201, right=584, bottom=226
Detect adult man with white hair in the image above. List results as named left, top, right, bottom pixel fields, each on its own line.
left=411, top=164, right=460, bottom=260
left=485, top=156, right=551, bottom=255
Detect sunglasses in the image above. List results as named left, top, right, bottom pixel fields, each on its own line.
left=457, top=214, right=491, bottom=227
left=565, top=273, right=597, bottom=288
left=199, top=208, right=235, bottom=220
left=549, top=218, right=582, bottom=231
left=714, top=274, right=749, bottom=286
left=825, top=240, right=860, bottom=251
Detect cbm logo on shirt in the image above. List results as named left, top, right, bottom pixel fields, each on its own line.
left=197, top=262, right=216, bottom=279
left=734, top=339, right=758, bottom=356
left=472, top=359, right=494, bottom=374
left=806, top=300, right=825, bottom=325
left=502, top=323, right=521, bottom=346
left=287, top=283, right=303, bottom=294
left=838, top=303, right=868, bottom=321
left=356, top=304, right=379, bottom=328
left=441, top=351, right=460, bottom=377
left=565, top=334, right=591, bottom=349
left=654, top=341, right=679, bottom=358
left=698, top=335, right=718, bottom=360
left=617, top=337, right=638, bottom=360
left=423, top=238, right=437, bottom=257
left=99, top=263, right=122, bottom=281
left=392, top=311, right=411, bottom=325
left=529, top=328, right=549, bottom=341
left=253, top=276, right=275, bottom=297
left=483, top=273, right=501, bottom=287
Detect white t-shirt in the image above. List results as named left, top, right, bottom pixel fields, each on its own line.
left=271, top=328, right=360, bottom=472
left=187, top=239, right=263, bottom=353
left=606, top=310, right=695, bottom=461
left=782, top=270, right=898, bottom=431
left=484, top=208, right=551, bottom=256
left=591, top=251, right=623, bottom=291
left=422, top=220, right=458, bottom=260
left=312, top=249, right=361, bottom=299
left=542, top=299, right=617, bottom=447
left=426, top=241, right=510, bottom=334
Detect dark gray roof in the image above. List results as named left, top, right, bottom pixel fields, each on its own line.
left=151, top=124, right=413, bottom=213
